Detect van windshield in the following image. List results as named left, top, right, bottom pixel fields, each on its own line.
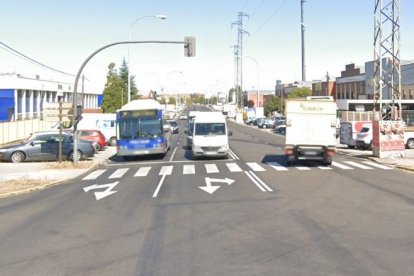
left=194, top=123, right=226, bottom=136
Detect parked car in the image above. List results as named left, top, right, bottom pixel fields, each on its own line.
left=253, top=117, right=265, bottom=126
left=258, top=118, right=274, bottom=129
left=274, top=120, right=287, bottom=134
left=168, top=120, right=179, bottom=134
left=77, top=130, right=106, bottom=151
left=179, top=114, right=188, bottom=120
left=356, top=124, right=373, bottom=150
left=0, top=131, right=95, bottom=163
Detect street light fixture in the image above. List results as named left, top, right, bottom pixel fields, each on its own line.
left=128, top=14, right=167, bottom=103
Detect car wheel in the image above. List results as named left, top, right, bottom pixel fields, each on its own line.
left=407, top=138, right=414, bottom=149
left=69, top=150, right=82, bottom=162
left=108, top=137, right=117, bottom=146
left=95, top=143, right=101, bottom=152
left=10, top=151, right=25, bottom=163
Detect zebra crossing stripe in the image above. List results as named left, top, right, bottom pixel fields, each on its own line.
left=109, top=168, right=129, bottom=179
left=134, top=167, right=151, bottom=177
left=246, top=162, right=266, bottom=171
left=331, top=161, right=353, bottom=170
left=226, top=163, right=243, bottom=172
left=362, top=161, right=393, bottom=170
left=183, top=164, right=195, bottom=175
left=159, top=166, right=173, bottom=175
left=317, top=166, right=333, bottom=170
left=205, top=164, right=219, bottom=173
left=82, top=169, right=106, bottom=180
left=295, top=166, right=311, bottom=171
left=344, top=161, right=373, bottom=170
left=267, top=162, right=289, bottom=171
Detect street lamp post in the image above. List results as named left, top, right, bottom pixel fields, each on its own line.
left=244, top=56, right=260, bottom=108
left=128, top=14, right=167, bottom=103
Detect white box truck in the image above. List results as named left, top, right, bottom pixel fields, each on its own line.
left=284, top=98, right=338, bottom=165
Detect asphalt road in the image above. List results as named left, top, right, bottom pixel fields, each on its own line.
left=1, top=109, right=414, bottom=275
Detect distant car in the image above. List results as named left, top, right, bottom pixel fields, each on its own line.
left=76, top=130, right=106, bottom=151
left=274, top=120, right=286, bottom=134
left=179, top=114, right=188, bottom=120
left=356, top=124, right=373, bottom=150
left=258, top=118, right=274, bottom=129
left=168, top=120, right=179, bottom=134
left=0, top=131, right=95, bottom=163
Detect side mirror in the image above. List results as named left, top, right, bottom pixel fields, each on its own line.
left=228, top=131, right=233, bottom=136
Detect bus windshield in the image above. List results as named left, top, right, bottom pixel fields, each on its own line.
left=119, top=119, right=162, bottom=140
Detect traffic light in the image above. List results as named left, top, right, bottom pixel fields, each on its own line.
left=74, top=104, right=83, bottom=126
left=184, top=36, right=196, bottom=57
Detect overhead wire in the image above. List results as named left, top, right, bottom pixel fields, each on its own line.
left=0, top=41, right=75, bottom=77
left=250, top=0, right=288, bottom=35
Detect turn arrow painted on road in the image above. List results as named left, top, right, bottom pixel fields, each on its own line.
left=83, top=181, right=119, bottom=200
left=199, top=177, right=235, bottom=194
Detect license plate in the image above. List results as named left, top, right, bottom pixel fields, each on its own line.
left=305, top=151, right=318, bottom=155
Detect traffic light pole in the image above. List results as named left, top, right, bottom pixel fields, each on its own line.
left=72, top=39, right=194, bottom=163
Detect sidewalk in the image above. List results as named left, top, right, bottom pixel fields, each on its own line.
left=0, top=147, right=116, bottom=184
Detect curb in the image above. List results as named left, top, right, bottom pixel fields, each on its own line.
left=0, top=154, right=115, bottom=199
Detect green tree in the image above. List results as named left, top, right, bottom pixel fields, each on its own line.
left=102, top=63, right=122, bottom=113
left=119, top=58, right=139, bottom=100
left=288, top=87, right=312, bottom=99
left=168, top=97, right=176, bottom=105
left=264, top=96, right=281, bottom=117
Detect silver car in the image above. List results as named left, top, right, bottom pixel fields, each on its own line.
left=0, top=131, right=95, bottom=163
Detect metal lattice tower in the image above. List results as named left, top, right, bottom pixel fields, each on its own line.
left=373, top=0, right=401, bottom=120
left=232, top=12, right=249, bottom=108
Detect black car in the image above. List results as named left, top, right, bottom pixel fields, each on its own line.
left=0, top=131, right=95, bottom=163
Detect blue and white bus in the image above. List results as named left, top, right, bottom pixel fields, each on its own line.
left=116, top=99, right=170, bottom=157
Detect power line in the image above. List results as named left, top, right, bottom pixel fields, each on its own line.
left=250, top=0, right=287, bottom=35
left=0, top=41, right=75, bottom=77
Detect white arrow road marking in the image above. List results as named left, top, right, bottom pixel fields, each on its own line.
left=226, top=163, right=242, bottom=172
left=199, top=177, right=235, bottom=194
left=153, top=166, right=173, bottom=198
left=82, top=169, right=106, bottom=180
left=134, top=167, right=151, bottom=177
left=83, top=181, right=119, bottom=200
left=109, top=168, right=129, bottom=179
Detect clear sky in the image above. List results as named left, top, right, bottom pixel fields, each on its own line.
left=1, top=0, right=413, bottom=96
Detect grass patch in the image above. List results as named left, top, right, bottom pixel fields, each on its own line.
left=0, top=177, right=53, bottom=195
left=43, top=160, right=96, bottom=169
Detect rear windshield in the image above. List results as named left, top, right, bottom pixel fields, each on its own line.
left=360, top=127, right=370, bottom=133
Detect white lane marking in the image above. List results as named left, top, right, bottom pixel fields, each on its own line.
left=153, top=175, right=167, bottom=198
left=82, top=169, right=106, bottom=180
left=362, top=161, right=393, bottom=170
left=205, top=164, right=219, bottom=174
left=183, top=164, right=195, bottom=175
left=134, top=167, right=151, bottom=177
left=227, top=150, right=236, bottom=160
left=249, top=171, right=273, bottom=192
left=169, top=147, right=178, bottom=162
left=106, top=159, right=231, bottom=166
left=295, top=166, right=311, bottom=171
left=246, top=162, right=266, bottom=172
left=267, top=162, right=289, bottom=171
left=228, top=148, right=240, bottom=160
left=331, top=161, right=353, bottom=170
left=244, top=171, right=266, bottom=192
left=109, top=168, right=129, bottom=179
left=159, top=165, right=173, bottom=175
left=344, top=161, right=373, bottom=170
left=226, top=163, right=243, bottom=172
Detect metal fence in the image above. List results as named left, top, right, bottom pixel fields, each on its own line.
left=0, top=119, right=55, bottom=145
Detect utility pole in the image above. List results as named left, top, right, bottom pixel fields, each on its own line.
left=232, top=12, right=249, bottom=109
left=301, top=0, right=306, bottom=82
left=326, top=71, right=330, bottom=96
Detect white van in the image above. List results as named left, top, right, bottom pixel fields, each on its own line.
left=191, top=112, right=232, bottom=159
